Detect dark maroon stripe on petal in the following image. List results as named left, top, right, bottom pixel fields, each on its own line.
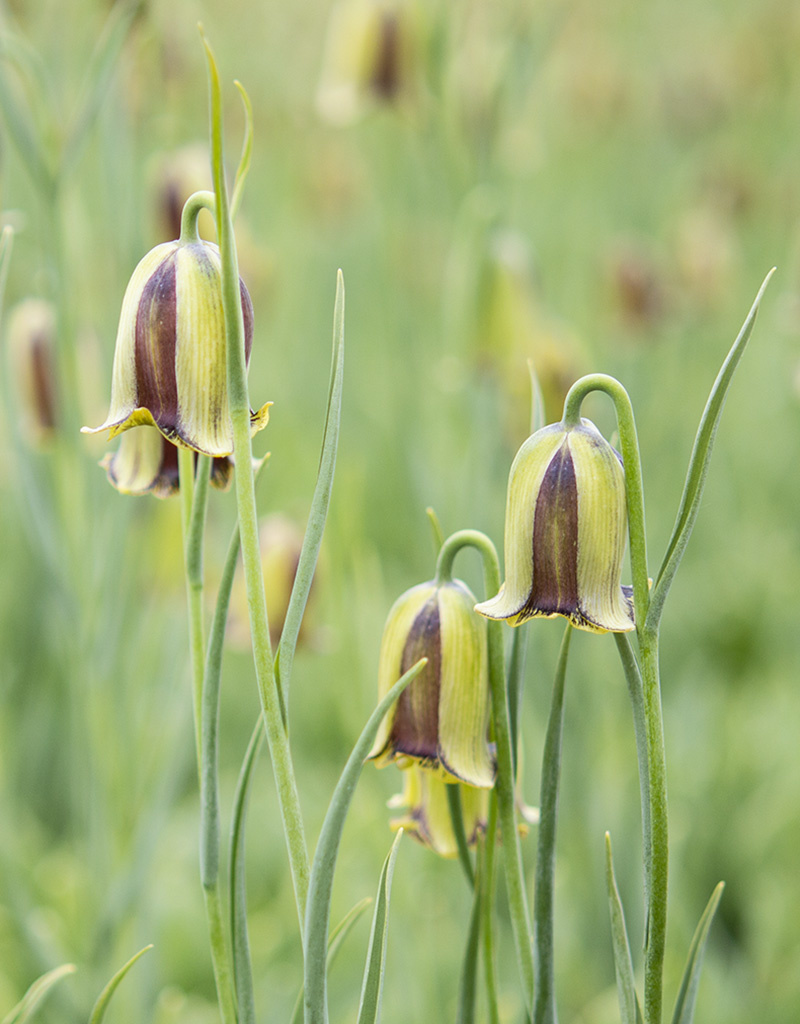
left=135, top=255, right=178, bottom=428
left=392, top=597, right=441, bottom=760
left=31, top=334, right=56, bottom=430
left=370, top=13, right=400, bottom=100
left=526, top=440, right=579, bottom=617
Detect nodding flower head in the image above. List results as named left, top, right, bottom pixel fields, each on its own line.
left=387, top=764, right=488, bottom=859
left=369, top=579, right=495, bottom=789
left=101, top=424, right=233, bottom=499
left=476, top=418, right=634, bottom=633
left=82, top=238, right=268, bottom=457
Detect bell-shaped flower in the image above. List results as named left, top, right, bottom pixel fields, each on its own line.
left=82, top=239, right=269, bottom=457
left=6, top=298, right=58, bottom=446
left=387, top=763, right=488, bottom=859
left=476, top=418, right=634, bottom=633
left=101, top=424, right=233, bottom=499
left=369, top=579, right=495, bottom=788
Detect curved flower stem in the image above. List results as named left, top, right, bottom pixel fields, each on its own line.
left=178, top=447, right=237, bottom=1024
left=180, top=190, right=216, bottom=244
left=202, top=31, right=310, bottom=934
left=436, top=530, right=534, bottom=1013
left=562, top=375, right=649, bottom=630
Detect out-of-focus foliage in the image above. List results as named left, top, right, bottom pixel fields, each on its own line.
left=1, top=0, right=798, bottom=1021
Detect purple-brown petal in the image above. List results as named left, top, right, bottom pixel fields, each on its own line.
left=391, top=597, right=441, bottom=761
left=134, top=254, right=178, bottom=428
left=525, top=440, right=579, bottom=618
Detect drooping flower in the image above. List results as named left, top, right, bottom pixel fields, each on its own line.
left=369, top=579, right=495, bottom=788
left=82, top=239, right=268, bottom=457
left=6, top=298, right=58, bottom=445
left=101, top=424, right=233, bottom=499
left=387, top=763, right=488, bottom=859
left=476, top=418, right=634, bottom=633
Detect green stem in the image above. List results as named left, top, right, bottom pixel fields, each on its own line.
left=562, top=375, right=649, bottom=631
left=202, top=33, right=310, bottom=933
left=639, top=630, right=668, bottom=1024
left=481, top=794, right=501, bottom=1024
left=446, top=784, right=475, bottom=889
left=178, top=448, right=237, bottom=1024
left=532, top=625, right=572, bottom=1024
left=180, top=190, right=216, bottom=243
left=436, top=530, right=534, bottom=1013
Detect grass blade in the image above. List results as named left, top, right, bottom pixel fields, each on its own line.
left=647, top=270, right=775, bottom=632
left=605, top=833, right=643, bottom=1024
left=303, top=657, right=428, bottom=1024
left=1, top=965, right=75, bottom=1024
left=356, top=830, right=404, bottom=1024
left=87, top=945, right=153, bottom=1024
left=670, top=883, right=724, bottom=1024
left=276, top=270, right=345, bottom=710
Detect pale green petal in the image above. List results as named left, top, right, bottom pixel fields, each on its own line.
left=82, top=242, right=178, bottom=436
left=475, top=423, right=565, bottom=621
left=437, top=580, right=494, bottom=787
left=368, top=582, right=437, bottom=762
left=570, top=422, right=634, bottom=632
left=102, top=425, right=165, bottom=495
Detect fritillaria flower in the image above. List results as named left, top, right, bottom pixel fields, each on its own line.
left=101, top=424, right=233, bottom=499
left=387, top=763, right=488, bottom=859
left=369, top=579, right=495, bottom=788
left=82, top=238, right=268, bottom=456
left=6, top=298, right=58, bottom=445
left=476, top=418, right=634, bottom=633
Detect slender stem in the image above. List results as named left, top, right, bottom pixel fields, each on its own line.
left=532, top=625, right=572, bottom=1024
left=446, top=785, right=475, bottom=889
left=436, top=530, right=535, bottom=1013
left=562, top=375, right=649, bottom=630
left=481, top=794, right=501, bottom=1024
left=202, top=34, right=310, bottom=933
left=639, top=630, right=668, bottom=1024
left=178, top=448, right=237, bottom=1024
left=614, top=633, right=652, bottom=945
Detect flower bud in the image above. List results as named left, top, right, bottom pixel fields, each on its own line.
left=476, top=419, right=634, bottom=633
left=387, top=764, right=488, bottom=859
left=82, top=239, right=268, bottom=457
left=6, top=298, right=58, bottom=445
left=101, top=425, right=233, bottom=498
left=369, top=579, right=495, bottom=788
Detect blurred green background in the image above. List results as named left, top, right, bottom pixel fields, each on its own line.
left=1, top=0, right=799, bottom=1021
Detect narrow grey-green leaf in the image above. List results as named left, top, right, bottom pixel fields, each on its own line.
left=647, top=270, right=775, bottom=632
left=289, top=899, right=373, bottom=1024
left=1, top=964, right=75, bottom=1024
left=61, top=0, right=143, bottom=179
left=528, top=359, right=546, bottom=435
left=605, top=834, right=643, bottom=1024
left=303, top=658, right=428, bottom=1024
left=87, top=945, right=153, bottom=1024
left=356, top=830, right=404, bottom=1024
left=229, top=717, right=264, bottom=1024
left=670, top=883, right=724, bottom=1024
left=230, top=80, right=254, bottom=219
left=275, top=270, right=345, bottom=712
